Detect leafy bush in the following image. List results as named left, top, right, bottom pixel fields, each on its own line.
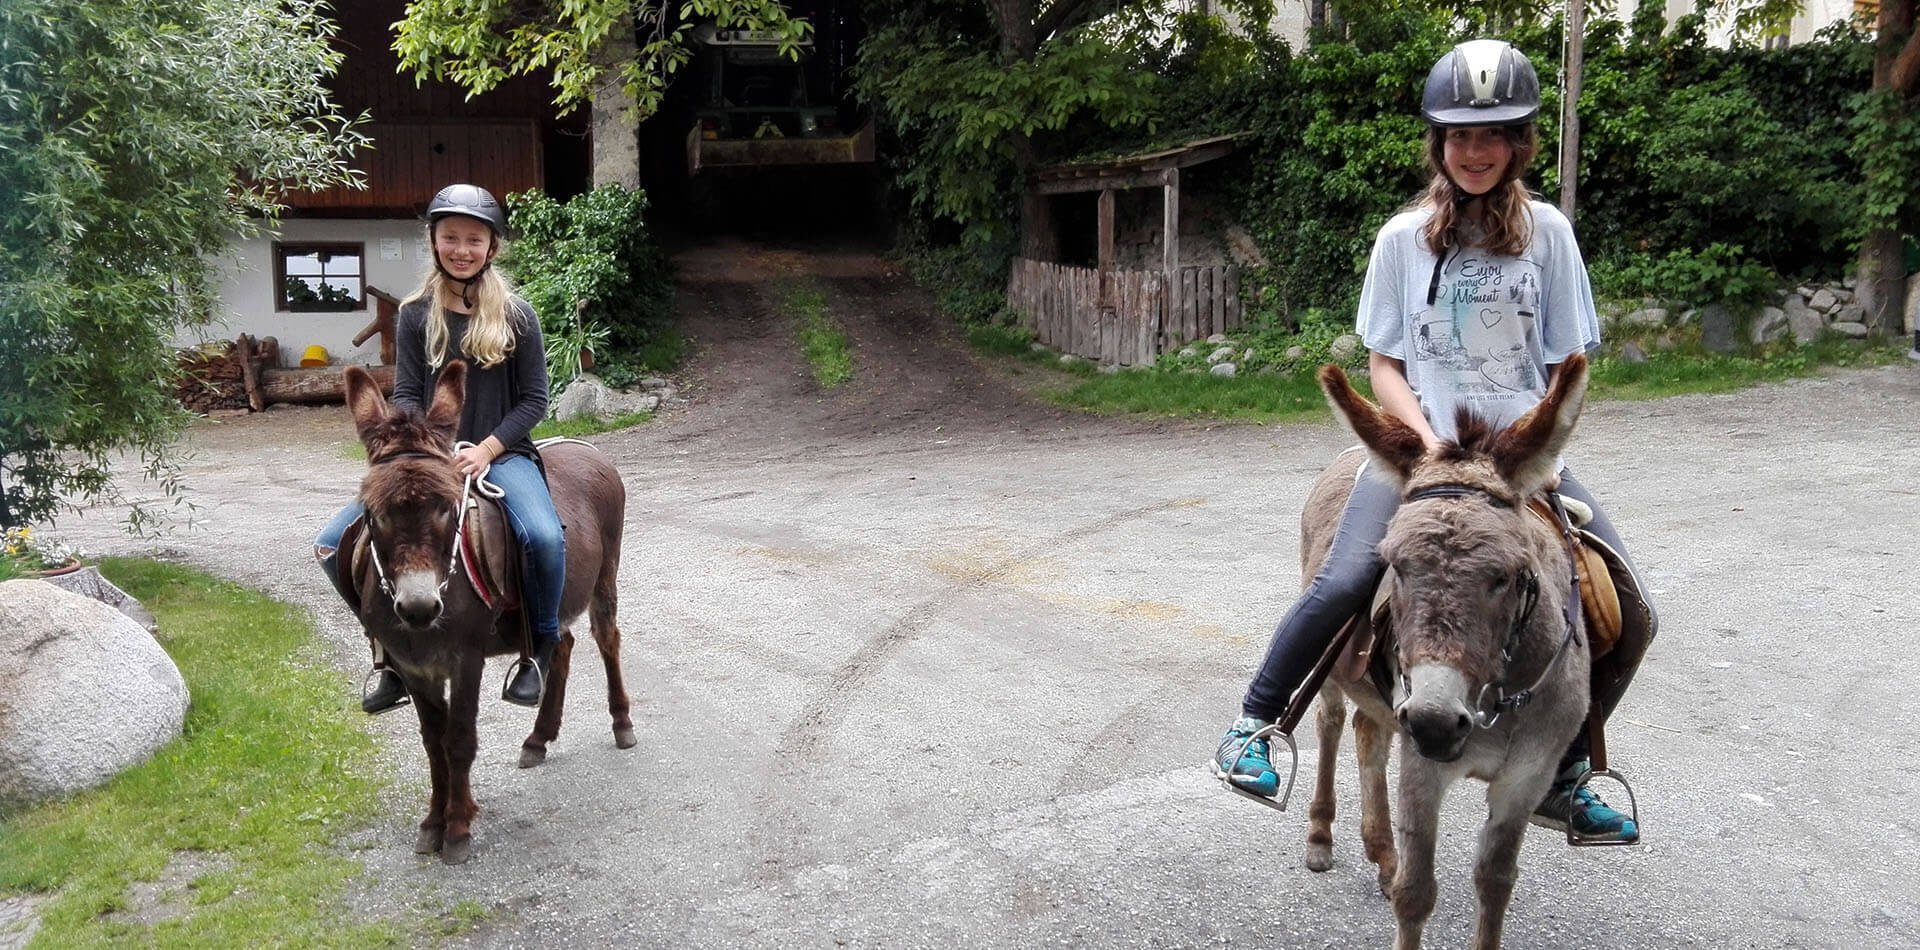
left=503, top=185, right=675, bottom=389
left=1589, top=243, right=1780, bottom=310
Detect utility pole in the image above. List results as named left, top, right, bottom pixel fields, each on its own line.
left=1557, top=0, right=1586, bottom=220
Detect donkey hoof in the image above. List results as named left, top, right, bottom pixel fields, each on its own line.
left=518, top=745, right=548, bottom=769
left=613, top=727, right=638, bottom=749
left=1305, top=847, right=1334, bottom=873
left=441, top=836, right=473, bottom=865
left=414, top=827, right=444, bottom=854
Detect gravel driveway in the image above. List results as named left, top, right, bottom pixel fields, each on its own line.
left=53, top=243, right=1920, bottom=948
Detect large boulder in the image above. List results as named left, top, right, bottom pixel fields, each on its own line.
left=552, top=373, right=612, bottom=422
left=0, top=580, right=187, bottom=811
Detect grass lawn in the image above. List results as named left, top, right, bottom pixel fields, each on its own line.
left=0, top=559, right=473, bottom=948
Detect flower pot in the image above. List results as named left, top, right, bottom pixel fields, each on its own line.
left=30, top=556, right=84, bottom=579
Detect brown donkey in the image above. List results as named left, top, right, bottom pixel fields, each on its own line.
left=1301, top=355, right=1594, bottom=949
left=342, top=361, right=634, bottom=864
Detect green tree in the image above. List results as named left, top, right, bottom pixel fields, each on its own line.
left=392, top=0, right=807, bottom=117
left=0, top=0, right=366, bottom=529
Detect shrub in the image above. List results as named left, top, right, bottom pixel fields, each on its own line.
left=503, top=186, right=675, bottom=390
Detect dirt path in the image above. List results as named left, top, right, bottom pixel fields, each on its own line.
left=49, top=242, right=1920, bottom=949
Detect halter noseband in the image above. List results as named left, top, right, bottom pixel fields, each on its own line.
left=1401, top=483, right=1582, bottom=729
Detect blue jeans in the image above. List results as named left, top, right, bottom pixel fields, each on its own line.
left=315, top=452, right=565, bottom=643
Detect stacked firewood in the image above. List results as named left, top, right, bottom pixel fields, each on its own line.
left=174, top=340, right=251, bottom=413
left=173, top=335, right=280, bottom=414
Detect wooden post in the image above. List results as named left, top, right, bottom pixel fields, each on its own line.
left=359, top=286, right=402, bottom=365
left=1163, top=169, right=1180, bottom=352
left=1557, top=0, right=1586, bottom=219
left=236, top=334, right=263, bottom=412
left=1097, top=189, right=1115, bottom=274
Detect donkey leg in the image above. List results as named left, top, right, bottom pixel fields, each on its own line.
left=589, top=581, right=637, bottom=749
left=520, top=633, right=576, bottom=769
left=1390, top=754, right=1447, bottom=950
left=1470, top=768, right=1552, bottom=950
left=410, top=687, right=450, bottom=855
left=1305, top=686, right=1346, bottom=872
left=1353, top=709, right=1398, bottom=895
left=439, top=661, right=485, bottom=865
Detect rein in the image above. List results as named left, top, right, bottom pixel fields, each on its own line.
left=364, top=442, right=504, bottom=606
left=1402, top=483, right=1584, bottom=729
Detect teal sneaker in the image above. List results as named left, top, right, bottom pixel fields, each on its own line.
left=1212, top=716, right=1280, bottom=797
left=1533, top=760, right=1639, bottom=843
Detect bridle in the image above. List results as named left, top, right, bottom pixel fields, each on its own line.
left=362, top=444, right=503, bottom=607
left=1400, top=483, right=1583, bottom=730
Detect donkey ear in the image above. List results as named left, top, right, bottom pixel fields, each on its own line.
left=426, top=360, right=466, bottom=442
left=1320, top=364, right=1427, bottom=485
left=344, top=366, right=390, bottom=444
left=1490, top=352, right=1589, bottom=495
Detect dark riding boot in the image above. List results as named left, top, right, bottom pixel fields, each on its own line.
left=362, top=665, right=409, bottom=714
left=502, top=637, right=558, bottom=708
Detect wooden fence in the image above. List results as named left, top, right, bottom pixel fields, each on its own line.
left=1007, top=258, right=1241, bottom=365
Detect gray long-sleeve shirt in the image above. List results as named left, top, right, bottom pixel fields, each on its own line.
left=390, top=297, right=549, bottom=459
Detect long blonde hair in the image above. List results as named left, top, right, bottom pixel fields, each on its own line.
left=1415, top=123, right=1539, bottom=258
left=401, top=230, right=520, bottom=370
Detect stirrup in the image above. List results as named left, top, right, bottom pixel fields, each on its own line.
left=1215, top=723, right=1300, bottom=813
left=1536, top=766, right=1642, bottom=847
left=361, top=667, right=410, bottom=713
left=500, top=655, right=547, bottom=705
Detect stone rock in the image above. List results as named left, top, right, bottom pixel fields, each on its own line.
left=552, top=374, right=611, bottom=422
left=1619, top=341, right=1649, bottom=363
left=1677, top=308, right=1699, bottom=326
left=1177, top=347, right=1198, bottom=359
left=1830, top=321, right=1871, bottom=338
left=1241, top=348, right=1255, bottom=362
left=1209, top=363, right=1237, bottom=377
left=1206, top=333, right=1229, bottom=344
left=1098, top=363, right=1122, bottom=375
left=1842, top=275, right=1857, bottom=291
left=1623, top=307, right=1669, bottom=327
left=0, top=580, right=187, bottom=811
left=1284, top=345, right=1306, bottom=362
left=1207, top=346, right=1235, bottom=364
left=639, top=376, right=670, bottom=390
left=41, top=566, right=156, bottom=634
left=1699, top=304, right=1737, bottom=353
left=606, top=392, right=661, bottom=416
left=1750, top=307, right=1790, bottom=345
left=1808, top=287, right=1840, bottom=313
left=1328, top=334, right=1363, bottom=365
left=1834, top=305, right=1867, bottom=325
left=1029, top=342, right=1049, bottom=353
left=1058, top=354, right=1079, bottom=366
left=1785, top=301, right=1825, bottom=344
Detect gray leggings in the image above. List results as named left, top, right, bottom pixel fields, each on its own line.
left=1241, top=463, right=1655, bottom=748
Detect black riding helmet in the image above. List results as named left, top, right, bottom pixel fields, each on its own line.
left=1421, top=39, right=1540, bottom=127
left=426, top=183, right=507, bottom=235
left=424, top=184, right=505, bottom=307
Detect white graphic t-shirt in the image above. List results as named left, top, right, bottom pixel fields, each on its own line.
left=1355, top=200, right=1599, bottom=443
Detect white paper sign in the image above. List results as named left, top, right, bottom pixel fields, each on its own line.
left=413, top=239, right=430, bottom=261
left=380, top=238, right=403, bottom=261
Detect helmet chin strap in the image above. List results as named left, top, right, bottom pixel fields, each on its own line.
left=432, top=255, right=492, bottom=310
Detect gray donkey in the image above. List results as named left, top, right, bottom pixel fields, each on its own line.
left=1303, top=354, right=1593, bottom=950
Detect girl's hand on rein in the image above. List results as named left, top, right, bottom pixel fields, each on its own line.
left=455, top=443, right=493, bottom=478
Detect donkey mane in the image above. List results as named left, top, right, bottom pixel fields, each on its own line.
left=358, top=412, right=461, bottom=510
left=1435, top=410, right=1500, bottom=462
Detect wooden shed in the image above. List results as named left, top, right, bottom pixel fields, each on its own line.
left=1008, top=135, right=1243, bottom=365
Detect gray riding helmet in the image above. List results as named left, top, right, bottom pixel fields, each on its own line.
left=425, top=183, right=507, bottom=236
left=1421, top=40, right=1540, bottom=127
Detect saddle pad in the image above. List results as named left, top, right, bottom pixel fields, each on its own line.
left=1527, top=499, right=1623, bottom=655
left=463, top=496, right=520, bottom=613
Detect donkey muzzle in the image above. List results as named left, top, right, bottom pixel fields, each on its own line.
left=391, top=572, right=445, bottom=630
left=1396, top=664, right=1475, bottom=762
